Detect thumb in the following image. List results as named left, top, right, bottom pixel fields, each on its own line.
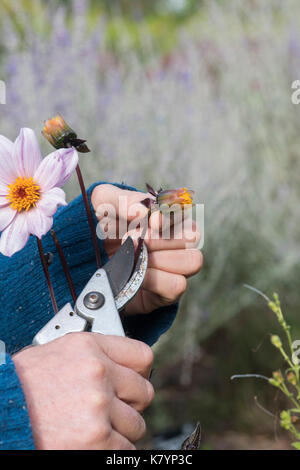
left=91, top=183, right=151, bottom=223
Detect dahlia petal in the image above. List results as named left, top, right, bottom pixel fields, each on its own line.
left=26, top=207, right=53, bottom=239
left=0, top=196, right=9, bottom=207
left=55, top=148, right=79, bottom=187
left=34, top=150, right=64, bottom=192
left=0, top=205, right=16, bottom=231
left=0, top=135, right=17, bottom=185
left=0, top=212, right=29, bottom=257
left=37, top=187, right=67, bottom=217
left=0, top=182, right=8, bottom=196
left=12, top=128, right=42, bottom=178
left=0, top=135, right=13, bottom=154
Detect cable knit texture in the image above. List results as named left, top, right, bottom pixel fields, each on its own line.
left=0, top=182, right=178, bottom=450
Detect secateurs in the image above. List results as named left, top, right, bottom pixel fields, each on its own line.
left=33, top=237, right=148, bottom=345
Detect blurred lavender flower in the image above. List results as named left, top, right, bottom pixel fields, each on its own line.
left=1, top=0, right=300, bottom=365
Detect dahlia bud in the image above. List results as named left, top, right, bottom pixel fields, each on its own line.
left=42, top=114, right=90, bottom=153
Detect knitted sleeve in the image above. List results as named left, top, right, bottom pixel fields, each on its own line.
left=0, top=356, right=34, bottom=450
left=0, top=181, right=178, bottom=449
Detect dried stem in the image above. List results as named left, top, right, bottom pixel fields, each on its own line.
left=51, top=230, right=77, bottom=303
left=76, top=164, right=102, bottom=268
left=36, top=237, right=58, bottom=314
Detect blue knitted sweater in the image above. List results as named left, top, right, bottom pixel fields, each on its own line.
left=0, top=182, right=178, bottom=450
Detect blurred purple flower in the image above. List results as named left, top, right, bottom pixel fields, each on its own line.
left=289, top=33, right=300, bottom=58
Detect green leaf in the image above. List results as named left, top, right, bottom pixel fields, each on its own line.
left=291, top=442, right=300, bottom=450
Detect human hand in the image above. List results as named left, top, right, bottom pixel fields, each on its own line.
left=13, top=333, right=154, bottom=449
left=92, top=184, right=203, bottom=315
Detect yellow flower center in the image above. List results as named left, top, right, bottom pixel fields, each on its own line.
left=179, top=189, right=193, bottom=206
left=7, top=177, right=40, bottom=212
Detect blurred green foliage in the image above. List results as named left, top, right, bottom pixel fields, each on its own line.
left=0, top=0, right=204, bottom=56
left=62, top=0, right=201, bottom=18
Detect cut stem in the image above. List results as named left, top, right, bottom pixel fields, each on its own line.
left=51, top=230, right=77, bottom=303
left=36, top=237, right=58, bottom=314
left=134, top=216, right=149, bottom=267
left=76, top=164, right=102, bottom=269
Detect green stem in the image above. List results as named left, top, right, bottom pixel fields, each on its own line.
left=279, top=346, right=295, bottom=370
left=277, top=302, right=300, bottom=383
left=279, top=382, right=300, bottom=410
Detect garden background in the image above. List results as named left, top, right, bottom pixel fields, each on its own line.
left=1, top=0, right=300, bottom=449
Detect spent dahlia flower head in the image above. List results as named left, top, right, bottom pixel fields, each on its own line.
left=141, top=183, right=194, bottom=210
left=157, top=188, right=194, bottom=207
left=0, top=128, right=78, bottom=257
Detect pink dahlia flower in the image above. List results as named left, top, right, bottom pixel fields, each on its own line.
left=0, top=128, right=78, bottom=257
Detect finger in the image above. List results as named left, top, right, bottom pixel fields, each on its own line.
left=111, top=397, right=147, bottom=442
left=148, top=207, right=193, bottom=235
left=103, top=237, right=121, bottom=258
left=93, top=334, right=154, bottom=378
left=125, top=220, right=200, bottom=251
left=112, top=363, right=154, bottom=411
left=148, top=209, right=176, bottom=232
left=142, top=268, right=187, bottom=304
left=92, top=183, right=150, bottom=222
left=104, top=430, right=136, bottom=450
left=148, top=249, right=203, bottom=277
left=125, top=289, right=174, bottom=315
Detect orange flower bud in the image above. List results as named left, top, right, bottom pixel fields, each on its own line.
left=42, top=114, right=90, bottom=153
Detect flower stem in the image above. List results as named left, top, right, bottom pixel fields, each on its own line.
left=75, top=164, right=102, bottom=268
left=36, top=237, right=58, bottom=314
left=134, top=215, right=148, bottom=267
left=278, top=382, right=300, bottom=409
left=50, top=230, right=77, bottom=303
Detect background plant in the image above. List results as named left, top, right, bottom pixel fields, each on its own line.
left=233, top=292, right=300, bottom=449
left=268, top=295, right=300, bottom=450
left=1, top=0, right=300, bottom=448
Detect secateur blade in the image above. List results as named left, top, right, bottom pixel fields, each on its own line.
left=114, top=240, right=148, bottom=311
left=103, top=236, right=135, bottom=298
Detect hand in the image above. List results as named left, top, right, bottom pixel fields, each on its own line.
left=13, top=333, right=154, bottom=450
left=92, top=184, right=203, bottom=315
